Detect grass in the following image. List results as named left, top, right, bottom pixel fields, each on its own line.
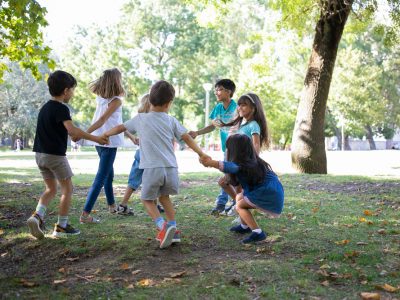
left=0, top=161, right=399, bottom=299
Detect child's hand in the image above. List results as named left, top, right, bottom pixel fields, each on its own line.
left=133, top=137, right=140, bottom=145
left=71, top=136, right=81, bottom=142
left=97, top=134, right=109, bottom=145
left=211, top=119, right=222, bottom=128
left=199, top=155, right=212, bottom=167
left=188, top=131, right=198, bottom=139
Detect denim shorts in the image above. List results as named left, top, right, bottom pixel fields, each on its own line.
left=128, top=149, right=143, bottom=190
left=35, top=152, right=73, bottom=180
left=141, top=167, right=179, bottom=200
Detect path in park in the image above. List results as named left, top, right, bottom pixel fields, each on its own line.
left=1, top=150, right=399, bottom=178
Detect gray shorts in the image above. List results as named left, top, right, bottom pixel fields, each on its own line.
left=141, top=167, right=179, bottom=200
left=35, top=153, right=73, bottom=180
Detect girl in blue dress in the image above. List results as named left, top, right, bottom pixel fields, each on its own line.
left=200, top=134, right=284, bottom=244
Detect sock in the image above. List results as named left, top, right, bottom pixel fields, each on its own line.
left=240, top=224, right=249, bottom=229
left=155, top=217, right=164, bottom=230
left=35, top=204, right=47, bottom=218
left=167, top=220, right=176, bottom=227
left=57, top=215, right=69, bottom=228
left=252, top=228, right=262, bottom=234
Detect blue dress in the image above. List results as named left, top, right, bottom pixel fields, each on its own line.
left=221, top=161, right=284, bottom=214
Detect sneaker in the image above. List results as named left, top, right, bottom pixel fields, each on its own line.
left=116, top=204, right=134, bottom=216
left=156, top=222, right=176, bottom=249
left=227, top=205, right=238, bottom=217
left=79, top=215, right=100, bottom=224
left=210, top=204, right=225, bottom=216
left=27, top=213, right=45, bottom=240
left=156, top=230, right=181, bottom=243
left=52, top=224, right=80, bottom=237
left=230, top=224, right=252, bottom=234
left=231, top=216, right=241, bottom=225
left=241, top=231, right=267, bottom=244
left=157, top=204, right=165, bottom=213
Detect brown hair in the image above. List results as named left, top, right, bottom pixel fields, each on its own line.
left=89, top=68, right=125, bottom=99
left=149, top=80, right=175, bottom=106
left=138, top=94, right=150, bottom=113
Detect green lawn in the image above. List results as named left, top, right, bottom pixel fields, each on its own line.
left=0, top=164, right=399, bottom=299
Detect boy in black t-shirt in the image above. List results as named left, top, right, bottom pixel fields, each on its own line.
left=27, top=70, right=109, bottom=239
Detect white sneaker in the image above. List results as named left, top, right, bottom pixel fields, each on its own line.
left=227, top=205, right=238, bottom=217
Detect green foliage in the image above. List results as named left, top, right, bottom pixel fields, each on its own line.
left=0, top=0, right=55, bottom=81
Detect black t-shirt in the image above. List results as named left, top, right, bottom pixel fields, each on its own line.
left=33, top=100, right=72, bottom=156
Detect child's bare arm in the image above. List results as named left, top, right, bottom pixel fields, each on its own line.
left=63, top=120, right=109, bottom=145
left=86, top=99, right=122, bottom=133
left=180, top=133, right=209, bottom=158
left=104, top=124, right=127, bottom=138
left=125, top=131, right=139, bottom=145
left=199, top=156, right=219, bottom=169
left=188, top=124, right=215, bottom=138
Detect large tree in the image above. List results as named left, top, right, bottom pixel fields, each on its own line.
left=0, top=0, right=54, bottom=80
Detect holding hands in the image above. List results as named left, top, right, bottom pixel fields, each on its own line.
left=199, top=154, right=213, bottom=167
left=96, top=134, right=109, bottom=145
left=188, top=131, right=198, bottom=139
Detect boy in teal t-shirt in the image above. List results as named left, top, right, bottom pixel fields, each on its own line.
left=188, top=79, right=237, bottom=214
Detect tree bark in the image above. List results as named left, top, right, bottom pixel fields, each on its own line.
left=364, top=124, right=376, bottom=150
left=291, top=0, right=352, bottom=173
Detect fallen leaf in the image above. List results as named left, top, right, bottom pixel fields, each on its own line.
left=344, top=251, right=360, bottom=258
left=169, top=271, right=186, bottom=278
left=66, top=257, right=79, bottom=262
left=53, top=279, right=67, bottom=285
left=127, top=284, right=135, bottom=289
left=335, top=239, right=350, bottom=245
left=94, top=268, right=102, bottom=275
left=360, top=292, right=380, bottom=300
left=320, top=264, right=331, bottom=269
left=359, top=217, right=367, bottom=223
left=137, top=279, right=154, bottom=287
left=343, top=224, right=354, bottom=228
left=131, top=269, right=141, bottom=275
left=91, top=210, right=98, bottom=214
left=20, top=279, right=37, bottom=287
left=1, top=252, right=8, bottom=257
left=120, top=263, right=130, bottom=270
left=377, top=229, right=386, bottom=235
left=0, top=229, right=4, bottom=235
left=364, top=210, right=373, bottom=216
left=367, top=221, right=374, bottom=225
left=312, top=207, right=319, bottom=213
left=265, top=235, right=283, bottom=243
left=320, top=280, right=329, bottom=286
left=375, top=283, right=398, bottom=292
left=58, top=267, right=66, bottom=273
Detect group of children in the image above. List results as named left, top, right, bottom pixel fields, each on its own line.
left=27, top=69, right=284, bottom=249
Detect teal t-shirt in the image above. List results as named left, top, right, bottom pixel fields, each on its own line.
left=237, top=120, right=261, bottom=139
left=209, top=99, right=237, bottom=152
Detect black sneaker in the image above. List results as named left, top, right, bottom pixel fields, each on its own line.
left=210, top=204, right=225, bottom=216
left=157, top=204, right=165, bottom=213
left=116, top=204, right=134, bottom=215
left=52, top=224, right=80, bottom=237
left=27, top=213, right=45, bottom=239
left=241, top=231, right=267, bottom=244
left=230, top=224, right=252, bottom=234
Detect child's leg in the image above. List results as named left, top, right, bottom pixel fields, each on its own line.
left=58, top=177, right=73, bottom=218
left=83, top=147, right=116, bottom=215
left=158, top=195, right=174, bottom=221
left=121, top=186, right=135, bottom=206
left=141, top=199, right=160, bottom=221
left=104, top=165, right=116, bottom=211
left=36, top=178, right=58, bottom=216
left=236, top=194, right=259, bottom=230
left=218, top=176, right=237, bottom=200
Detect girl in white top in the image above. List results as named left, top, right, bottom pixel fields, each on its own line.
left=80, top=68, right=125, bottom=224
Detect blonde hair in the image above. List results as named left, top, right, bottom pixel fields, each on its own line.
left=138, top=94, right=150, bottom=113
left=89, top=68, right=125, bottom=99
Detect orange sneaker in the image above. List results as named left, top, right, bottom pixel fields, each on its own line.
left=156, top=229, right=181, bottom=243
left=156, top=222, right=176, bottom=249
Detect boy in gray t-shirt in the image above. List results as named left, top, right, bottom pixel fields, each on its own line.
left=104, top=80, right=209, bottom=249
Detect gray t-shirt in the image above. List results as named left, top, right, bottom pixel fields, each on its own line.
left=124, top=112, right=187, bottom=168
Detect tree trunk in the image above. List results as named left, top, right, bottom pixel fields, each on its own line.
left=364, top=124, right=376, bottom=150
left=344, top=135, right=351, bottom=150
left=291, top=1, right=352, bottom=173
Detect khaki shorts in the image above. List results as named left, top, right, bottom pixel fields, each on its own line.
left=141, top=167, right=179, bottom=200
left=35, top=153, right=73, bottom=180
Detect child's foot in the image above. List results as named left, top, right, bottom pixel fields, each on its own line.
left=52, top=223, right=80, bottom=237
left=109, top=206, right=117, bottom=214
left=230, top=224, right=252, bottom=234
left=79, top=215, right=100, bottom=224
left=157, top=204, right=165, bottom=213
left=157, top=222, right=176, bottom=249
left=241, top=231, right=267, bottom=244
left=210, top=204, right=225, bottom=216
left=156, top=230, right=181, bottom=243
left=27, top=213, right=45, bottom=239
left=116, top=204, right=134, bottom=215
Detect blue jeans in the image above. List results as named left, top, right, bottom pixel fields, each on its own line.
left=127, top=149, right=143, bottom=190
left=83, top=146, right=117, bottom=213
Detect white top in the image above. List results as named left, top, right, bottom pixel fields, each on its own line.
left=90, top=96, right=124, bottom=148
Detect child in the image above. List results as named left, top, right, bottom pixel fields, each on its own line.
left=188, top=79, right=237, bottom=215
left=220, top=92, right=269, bottom=216
left=200, top=134, right=284, bottom=244
left=27, top=70, right=109, bottom=239
left=104, top=80, right=209, bottom=248
left=79, top=68, right=125, bottom=224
